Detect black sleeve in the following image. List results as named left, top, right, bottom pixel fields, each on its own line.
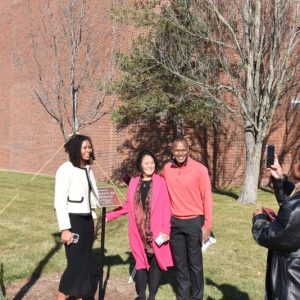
left=252, top=214, right=272, bottom=247
left=252, top=206, right=300, bottom=252
left=272, top=176, right=295, bottom=204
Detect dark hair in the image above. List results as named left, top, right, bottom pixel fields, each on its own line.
left=292, top=154, right=300, bottom=181
left=64, top=134, right=95, bottom=167
left=136, top=149, right=159, bottom=173
left=172, top=138, right=189, bottom=148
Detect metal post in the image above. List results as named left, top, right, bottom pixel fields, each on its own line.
left=0, top=263, right=4, bottom=297
left=98, top=207, right=106, bottom=300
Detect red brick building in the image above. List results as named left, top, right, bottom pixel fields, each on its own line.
left=0, top=0, right=299, bottom=186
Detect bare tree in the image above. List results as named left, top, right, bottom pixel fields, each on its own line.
left=27, top=0, right=119, bottom=140
left=152, top=0, right=300, bottom=203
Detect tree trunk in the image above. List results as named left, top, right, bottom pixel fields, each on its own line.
left=212, top=122, right=219, bottom=189
left=175, top=118, right=184, bottom=138
left=0, top=263, right=4, bottom=297
left=238, top=130, right=263, bottom=204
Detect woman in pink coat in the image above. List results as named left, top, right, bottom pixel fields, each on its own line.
left=106, top=149, right=173, bottom=300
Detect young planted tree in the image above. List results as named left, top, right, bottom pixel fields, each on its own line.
left=28, top=0, right=119, bottom=140
left=153, top=0, right=300, bottom=203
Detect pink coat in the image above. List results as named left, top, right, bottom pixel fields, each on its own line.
left=106, top=173, right=174, bottom=271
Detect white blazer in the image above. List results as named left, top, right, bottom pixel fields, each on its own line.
left=54, top=161, right=100, bottom=231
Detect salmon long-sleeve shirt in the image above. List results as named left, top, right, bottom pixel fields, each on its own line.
left=162, top=157, right=213, bottom=229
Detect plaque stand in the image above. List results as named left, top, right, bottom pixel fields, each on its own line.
left=98, top=207, right=106, bottom=300
left=97, top=187, right=122, bottom=300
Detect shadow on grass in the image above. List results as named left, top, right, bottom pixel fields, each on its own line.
left=213, top=188, right=239, bottom=200
left=160, top=266, right=177, bottom=295
left=206, top=278, right=249, bottom=300
left=91, top=248, right=135, bottom=299
left=259, top=186, right=275, bottom=195
left=0, top=263, right=5, bottom=297
left=13, top=233, right=62, bottom=300
left=91, top=249, right=178, bottom=298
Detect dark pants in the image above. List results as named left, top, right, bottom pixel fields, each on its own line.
left=135, top=253, right=162, bottom=300
left=170, top=216, right=204, bottom=300
left=59, top=214, right=94, bottom=297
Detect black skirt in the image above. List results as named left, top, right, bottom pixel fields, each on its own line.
left=59, top=214, right=94, bottom=297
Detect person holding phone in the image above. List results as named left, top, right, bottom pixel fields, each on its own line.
left=54, top=134, right=100, bottom=300
left=252, top=153, right=300, bottom=300
left=106, top=149, right=173, bottom=300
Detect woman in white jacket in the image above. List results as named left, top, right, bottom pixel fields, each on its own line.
left=54, top=134, right=99, bottom=300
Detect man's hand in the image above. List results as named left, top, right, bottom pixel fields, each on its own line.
left=202, top=227, right=211, bottom=242
left=61, top=229, right=73, bottom=245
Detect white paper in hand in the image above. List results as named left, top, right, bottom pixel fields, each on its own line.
left=155, top=235, right=164, bottom=246
left=202, top=236, right=216, bottom=253
left=128, top=268, right=136, bottom=284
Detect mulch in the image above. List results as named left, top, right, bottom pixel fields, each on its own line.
left=5, top=273, right=136, bottom=300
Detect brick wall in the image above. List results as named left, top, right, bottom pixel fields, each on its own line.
left=0, top=0, right=125, bottom=182
left=0, top=0, right=299, bottom=187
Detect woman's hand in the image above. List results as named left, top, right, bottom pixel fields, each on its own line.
left=268, top=154, right=284, bottom=179
left=159, top=232, right=170, bottom=242
left=61, top=229, right=73, bottom=245
left=253, top=208, right=263, bottom=218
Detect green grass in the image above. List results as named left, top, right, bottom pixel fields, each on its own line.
left=0, top=170, right=277, bottom=299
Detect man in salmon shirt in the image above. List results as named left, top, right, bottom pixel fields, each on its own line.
left=162, top=138, right=213, bottom=300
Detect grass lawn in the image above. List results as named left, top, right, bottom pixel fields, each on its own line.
left=0, top=170, right=278, bottom=299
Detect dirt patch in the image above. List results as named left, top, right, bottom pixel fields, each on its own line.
left=5, top=273, right=136, bottom=300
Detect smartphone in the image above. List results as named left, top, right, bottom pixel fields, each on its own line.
left=266, top=145, right=275, bottom=168
left=122, top=173, right=131, bottom=186
left=72, top=233, right=79, bottom=243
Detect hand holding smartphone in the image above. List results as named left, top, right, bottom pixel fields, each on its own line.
left=266, top=145, right=275, bottom=168
left=262, top=207, right=277, bottom=222
left=72, top=233, right=80, bottom=243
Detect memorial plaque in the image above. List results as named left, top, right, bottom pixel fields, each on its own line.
left=98, top=187, right=122, bottom=207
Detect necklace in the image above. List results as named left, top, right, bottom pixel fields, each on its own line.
left=142, top=180, right=151, bottom=188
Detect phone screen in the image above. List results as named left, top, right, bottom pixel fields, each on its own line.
left=266, top=145, right=275, bottom=168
